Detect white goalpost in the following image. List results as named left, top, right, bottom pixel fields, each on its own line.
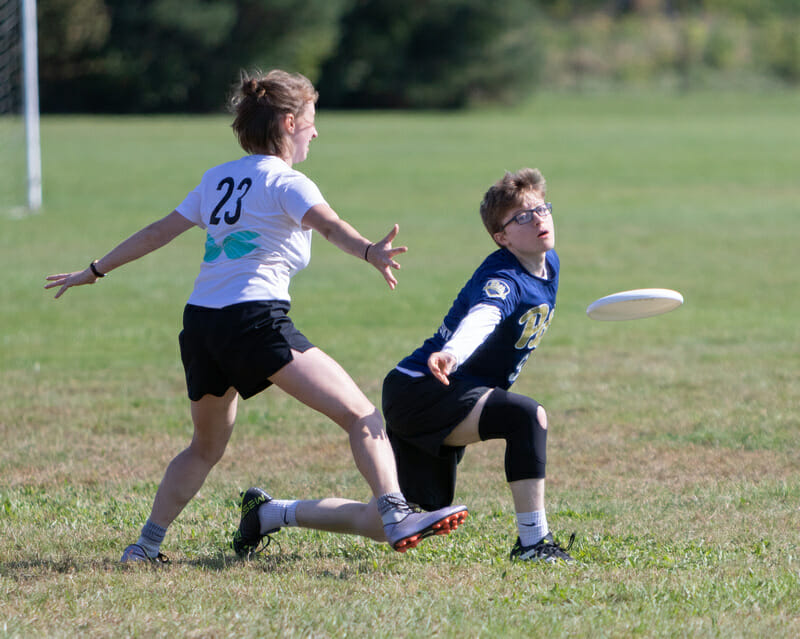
left=22, top=0, right=40, bottom=211
left=0, top=0, right=41, bottom=214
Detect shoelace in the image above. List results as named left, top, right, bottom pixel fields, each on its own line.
left=379, top=494, right=416, bottom=517
left=248, top=532, right=280, bottom=558
left=545, top=533, right=576, bottom=557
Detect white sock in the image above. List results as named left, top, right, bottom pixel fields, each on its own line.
left=517, top=510, right=548, bottom=547
left=258, top=499, right=298, bottom=533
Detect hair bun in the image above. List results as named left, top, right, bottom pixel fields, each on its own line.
left=240, top=78, right=262, bottom=99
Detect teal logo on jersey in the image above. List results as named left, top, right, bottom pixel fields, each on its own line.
left=483, top=279, right=510, bottom=300
left=203, top=231, right=260, bottom=262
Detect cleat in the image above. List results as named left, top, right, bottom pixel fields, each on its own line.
left=510, top=532, right=576, bottom=564
left=120, top=543, right=170, bottom=564
left=232, top=487, right=277, bottom=558
left=383, top=498, right=468, bottom=552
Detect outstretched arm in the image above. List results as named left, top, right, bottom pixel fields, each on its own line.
left=45, top=210, right=196, bottom=299
left=301, top=203, right=408, bottom=289
left=427, top=303, right=503, bottom=385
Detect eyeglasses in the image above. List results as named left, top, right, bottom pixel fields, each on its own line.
left=501, top=203, right=553, bottom=230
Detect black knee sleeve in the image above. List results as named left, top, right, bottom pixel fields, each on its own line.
left=478, top=388, right=547, bottom=482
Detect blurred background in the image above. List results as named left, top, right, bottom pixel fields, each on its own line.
left=12, top=0, right=800, bottom=114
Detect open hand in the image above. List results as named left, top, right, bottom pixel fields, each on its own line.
left=44, top=268, right=97, bottom=299
left=366, top=224, right=408, bottom=289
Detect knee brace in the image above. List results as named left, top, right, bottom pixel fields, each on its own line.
left=478, top=388, right=546, bottom=482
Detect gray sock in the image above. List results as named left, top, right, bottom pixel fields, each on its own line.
left=377, top=492, right=409, bottom=526
left=136, top=519, right=167, bottom=558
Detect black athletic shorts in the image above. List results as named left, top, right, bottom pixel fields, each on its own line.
left=382, top=367, right=489, bottom=511
left=179, top=301, right=314, bottom=401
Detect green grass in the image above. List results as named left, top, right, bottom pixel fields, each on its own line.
left=2, top=90, right=799, bottom=637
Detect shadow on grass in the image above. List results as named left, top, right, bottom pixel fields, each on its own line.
left=0, top=546, right=385, bottom=579
left=0, top=552, right=304, bottom=578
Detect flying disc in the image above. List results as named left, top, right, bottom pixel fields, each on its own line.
left=586, top=288, right=684, bottom=321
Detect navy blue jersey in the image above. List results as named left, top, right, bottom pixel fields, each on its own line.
left=397, top=248, right=559, bottom=389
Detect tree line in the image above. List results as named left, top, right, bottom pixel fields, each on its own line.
left=38, top=0, right=800, bottom=113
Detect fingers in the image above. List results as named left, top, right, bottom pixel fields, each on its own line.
left=43, top=269, right=94, bottom=298
left=385, top=246, right=408, bottom=269
left=377, top=225, right=408, bottom=267
left=431, top=365, right=450, bottom=385
left=379, top=223, right=400, bottom=244
left=382, top=268, right=398, bottom=290
left=369, top=224, right=408, bottom=288
left=44, top=275, right=69, bottom=294
left=44, top=277, right=69, bottom=290
left=427, top=353, right=454, bottom=386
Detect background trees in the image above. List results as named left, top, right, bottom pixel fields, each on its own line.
left=36, top=0, right=800, bottom=112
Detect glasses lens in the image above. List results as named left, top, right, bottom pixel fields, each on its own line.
left=516, top=210, right=533, bottom=224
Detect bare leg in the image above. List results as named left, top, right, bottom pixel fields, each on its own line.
left=294, top=497, right=385, bottom=541
left=149, top=387, right=238, bottom=527
left=269, top=347, right=401, bottom=498
left=236, top=348, right=468, bottom=550
left=509, top=478, right=545, bottom=513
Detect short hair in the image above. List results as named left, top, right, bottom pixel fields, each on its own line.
left=230, top=70, right=319, bottom=156
left=480, top=168, right=547, bottom=243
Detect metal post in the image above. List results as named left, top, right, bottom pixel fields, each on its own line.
left=22, top=0, right=41, bottom=211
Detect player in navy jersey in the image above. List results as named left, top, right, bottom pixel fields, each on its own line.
left=45, top=69, right=467, bottom=563
left=244, top=168, right=573, bottom=563
left=383, top=167, right=575, bottom=562
left=394, top=248, right=558, bottom=389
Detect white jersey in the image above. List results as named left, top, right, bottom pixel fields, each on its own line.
left=176, top=155, right=326, bottom=308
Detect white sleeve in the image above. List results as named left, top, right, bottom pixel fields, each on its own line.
left=277, top=172, right=327, bottom=224
left=441, top=303, right=502, bottom=369
left=175, top=187, right=204, bottom=228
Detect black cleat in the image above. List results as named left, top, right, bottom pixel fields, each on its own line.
left=232, top=487, right=277, bottom=558
left=510, top=532, right=576, bottom=564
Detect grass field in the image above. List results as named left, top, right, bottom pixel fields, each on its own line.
left=2, top=90, right=799, bottom=637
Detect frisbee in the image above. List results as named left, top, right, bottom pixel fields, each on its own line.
left=586, top=288, right=684, bottom=321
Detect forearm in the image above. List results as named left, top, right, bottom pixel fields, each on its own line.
left=302, top=203, right=406, bottom=289
left=304, top=204, right=369, bottom=259
left=441, top=304, right=502, bottom=367
left=94, top=224, right=171, bottom=275
left=94, top=210, right=194, bottom=275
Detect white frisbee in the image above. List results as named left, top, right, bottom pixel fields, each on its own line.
left=586, top=288, right=684, bottom=321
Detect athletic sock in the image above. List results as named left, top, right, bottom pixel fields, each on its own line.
left=517, top=509, right=548, bottom=547
left=136, top=519, right=167, bottom=558
left=377, top=492, right=409, bottom=526
left=258, top=499, right=298, bottom=533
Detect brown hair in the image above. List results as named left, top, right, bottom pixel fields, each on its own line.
left=230, top=70, right=319, bottom=156
left=480, top=168, right=547, bottom=243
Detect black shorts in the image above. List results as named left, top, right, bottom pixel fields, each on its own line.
left=382, top=368, right=489, bottom=511
left=179, top=301, right=314, bottom=401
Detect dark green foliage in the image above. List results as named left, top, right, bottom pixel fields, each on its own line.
left=38, top=0, right=347, bottom=113
left=34, top=0, right=800, bottom=113
left=317, top=0, right=541, bottom=109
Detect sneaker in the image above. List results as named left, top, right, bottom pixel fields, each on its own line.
left=510, top=532, right=576, bottom=564
left=120, top=543, right=170, bottom=564
left=383, top=498, right=469, bottom=552
left=232, top=487, right=277, bottom=558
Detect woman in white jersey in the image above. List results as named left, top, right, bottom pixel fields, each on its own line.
left=45, top=70, right=467, bottom=563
